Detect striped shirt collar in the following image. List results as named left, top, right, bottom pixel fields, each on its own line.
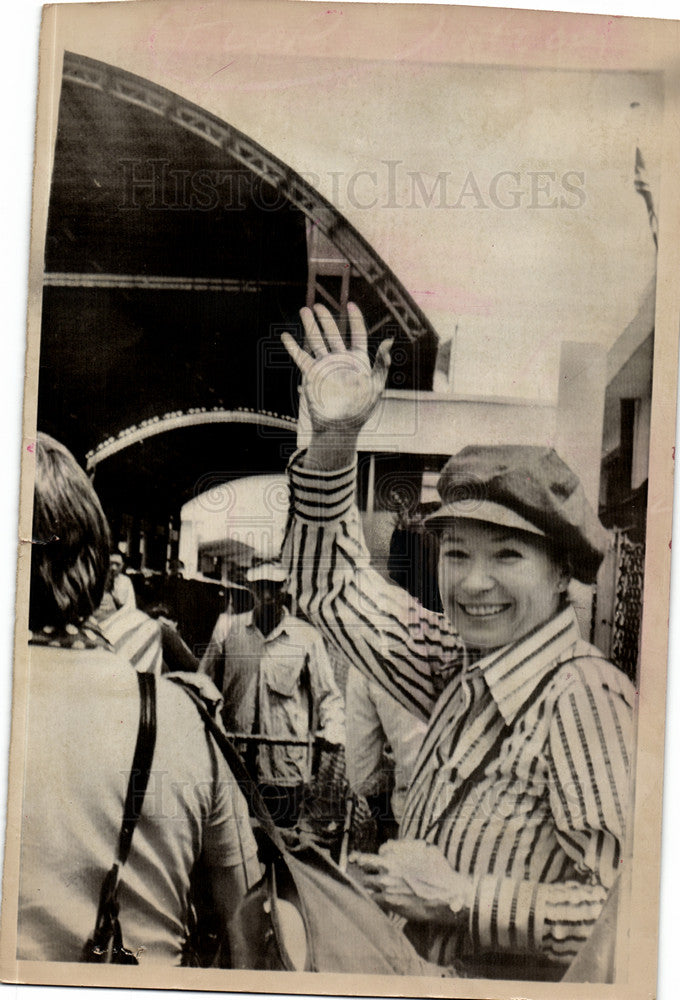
left=473, top=605, right=582, bottom=725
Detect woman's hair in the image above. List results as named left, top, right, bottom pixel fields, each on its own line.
left=29, top=433, right=111, bottom=629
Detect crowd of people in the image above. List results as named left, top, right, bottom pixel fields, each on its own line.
left=16, top=302, right=635, bottom=982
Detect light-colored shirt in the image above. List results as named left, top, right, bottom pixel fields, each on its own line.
left=198, top=610, right=244, bottom=682
left=282, top=455, right=635, bottom=972
left=112, top=572, right=136, bottom=614
left=17, top=642, right=259, bottom=964
left=345, top=669, right=426, bottom=822
left=201, top=609, right=345, bottom=785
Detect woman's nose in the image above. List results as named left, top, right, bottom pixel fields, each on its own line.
left=460, top=559, right=495, bottom=593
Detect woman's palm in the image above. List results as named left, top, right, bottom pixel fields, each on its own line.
left=282, top=303, right=392, bottom=436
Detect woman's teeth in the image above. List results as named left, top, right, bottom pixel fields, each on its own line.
left=462, top=604, right=508, bottom=617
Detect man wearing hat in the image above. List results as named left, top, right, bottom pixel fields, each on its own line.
left=201, top=560, right=345, bottom=827
left=280, top=303, right=634, bottom=979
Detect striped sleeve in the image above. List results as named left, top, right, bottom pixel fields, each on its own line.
left=471, top=660, right=634, bottom=965
left=471, top=874, right=609, bottom=964
left=546, top=662, right=633, bottom=889
left=283, top=454, right=464, bottom=722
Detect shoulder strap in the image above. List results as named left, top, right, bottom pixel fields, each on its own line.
left=83, top=671, right=157, bottom=962
left=167, top=675, right=287, bottom=859
left=117, top=671, right=157, bottom=866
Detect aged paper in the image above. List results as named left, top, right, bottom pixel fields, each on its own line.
left=1, top=0, right=679, bottom=998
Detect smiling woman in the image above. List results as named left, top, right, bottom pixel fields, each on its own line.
left=282, top=304, right=635, bottom=981
left=426, top=443, right=608, bottom=653
left=437, top=521, right=568, bottom=652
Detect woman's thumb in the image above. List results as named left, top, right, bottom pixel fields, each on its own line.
left=373, top=338, right=394, bottom=385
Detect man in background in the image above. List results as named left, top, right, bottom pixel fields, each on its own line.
left=200, top=561, right=345, bottom=826
left=109, top=550, right=136, bottom=613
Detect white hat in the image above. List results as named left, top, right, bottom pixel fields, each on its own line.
left=246, top=561, right=288, bottom=584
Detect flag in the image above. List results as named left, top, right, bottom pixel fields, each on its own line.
left=634, top=147, right=658, bottom=250
left=434, top=337, right=453, bottom=380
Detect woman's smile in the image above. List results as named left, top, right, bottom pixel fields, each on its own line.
left=439, top=519, right=568, bottom=650
left=458, top=602, right=512, bottom=618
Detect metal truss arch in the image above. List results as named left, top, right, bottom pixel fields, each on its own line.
left=62, top=51, right=439, bottom=346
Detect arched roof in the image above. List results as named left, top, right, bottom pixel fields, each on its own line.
left=38, top=53, right=439, bottom=519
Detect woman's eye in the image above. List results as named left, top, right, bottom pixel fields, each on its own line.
left=496, top=548, right=523, bottom=560
left=443, top=548, right=468, bottom=560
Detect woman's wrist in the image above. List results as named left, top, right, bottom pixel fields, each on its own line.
left=303, top=429, right=360, bottom=471
left=435, top=875, right=473, bottom=925
left=444, top=887, right=472, bottom=925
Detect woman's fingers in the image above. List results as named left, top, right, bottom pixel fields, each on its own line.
left=313, top=303, right=346, bottom=353
left=284, top=304, right=391, bottom=397
left=372, top=338, right=393, bottom=390
left=281, top=332, right=314, bottom=376
left=358, top=873, right=388, bottom=892
left=347, top=301, right=368, bottom=355
left=300, top=306, right=329, bottom=358
left=348, top=851, right=388, bottom=874
left=377, top=838, right=405, bottom=857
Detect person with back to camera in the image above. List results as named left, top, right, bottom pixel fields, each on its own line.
left=280, top=303, right=634, bottom=980
left=18, top=433, right=261, bottom=965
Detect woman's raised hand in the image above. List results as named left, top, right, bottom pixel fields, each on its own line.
left=282, top=303, right=393, bottom=447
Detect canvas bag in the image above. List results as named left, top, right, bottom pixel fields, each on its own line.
left=170, top=676, right=454, bottom=977
left=226, top=834, right=453, bottom=975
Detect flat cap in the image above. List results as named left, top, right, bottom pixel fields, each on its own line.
left=424, top=445, right=610, bottom=584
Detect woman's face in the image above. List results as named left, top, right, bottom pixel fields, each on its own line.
left=438, top=519, right=567, bottom=650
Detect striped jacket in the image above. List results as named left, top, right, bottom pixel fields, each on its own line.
left=283, top=456, right=635, bottom=974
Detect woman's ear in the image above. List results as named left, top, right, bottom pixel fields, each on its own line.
left=558, top=559, right=573, bottom=593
